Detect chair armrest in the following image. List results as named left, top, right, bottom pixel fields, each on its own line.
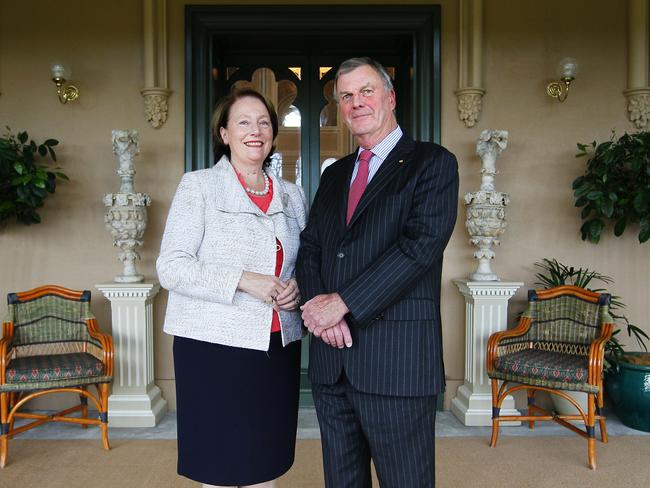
left=486, top=316, right=533, bottom=373
left=85, top=318, right=114, bottom=377
left=588, top=321, right=615, bottom=384
left=0, top=320, right=16, bottom=384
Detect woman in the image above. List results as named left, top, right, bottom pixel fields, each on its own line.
left=157, top=88, right=307, bottom=488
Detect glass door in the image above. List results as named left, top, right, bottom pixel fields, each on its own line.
left=211, top=45, right=414, bottom=406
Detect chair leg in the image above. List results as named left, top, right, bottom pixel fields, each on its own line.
left=527, top=389, right=536, bottom=429
left=80, top=386, right=88, bottom=429
left=587, top=392, right=597, bottom=470
left=489, top=379, right=500, bottom=447
left=597, top=389, right=608, bottom=443
left=98, top=383, right=110, bottom=451
left=0, top=392, right=8, bottom=468
left=7, top=393, right=16, bottom=439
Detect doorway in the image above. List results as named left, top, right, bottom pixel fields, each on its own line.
left=185, top=5, right=442, bottom=405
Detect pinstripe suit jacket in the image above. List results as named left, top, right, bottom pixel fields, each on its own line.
left=297, top=134, right=459, bottom=397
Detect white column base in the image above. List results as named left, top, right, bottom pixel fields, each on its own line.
left=96, top=282, right=167, bottom=428
left=451, top=385, right=520, bottom=426
left=108, top=385, right=168, bottom=428
left=452, top=279, right=523, bottom=426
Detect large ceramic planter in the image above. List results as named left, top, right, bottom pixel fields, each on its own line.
left=550, top=390, right=588, bottom=416
left=605, top=352, right=650, bottom=432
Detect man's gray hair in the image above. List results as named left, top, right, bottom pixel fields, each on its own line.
left=333, top=57, right=394, bottom=100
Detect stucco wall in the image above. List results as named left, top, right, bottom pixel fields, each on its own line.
left=0, top=0, right=647, bottom=411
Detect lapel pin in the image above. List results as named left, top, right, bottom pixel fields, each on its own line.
left=398, top=159, right=405, bottom=164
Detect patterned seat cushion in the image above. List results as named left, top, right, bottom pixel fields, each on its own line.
left=491, top=348, right=597, bottom=393
left=5, top=352, right=104, bottom=385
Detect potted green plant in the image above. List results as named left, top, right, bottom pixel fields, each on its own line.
left=572, top=131, right=650, bottom=244
left=533, top=258, right=649, bottom=429
left=0, top=128, right=67, bottom=226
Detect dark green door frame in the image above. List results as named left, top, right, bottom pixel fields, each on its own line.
left=184, top=5, right=443, bottom=409
left=185, top=5, right=442, bottom=190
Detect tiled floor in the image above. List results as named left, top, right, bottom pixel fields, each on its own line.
left=12, top=408, right=649, bottom=440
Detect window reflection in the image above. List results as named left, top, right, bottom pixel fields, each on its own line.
left=283, top=106, right=301, bottom=127
left=288, top=67, right=302, bottom=80
left=319, top=80, right=337, bottom=127
left=319, top=67, right=332, bottom=79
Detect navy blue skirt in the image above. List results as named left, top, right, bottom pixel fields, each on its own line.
left=173, top=332, right=301, bottom=486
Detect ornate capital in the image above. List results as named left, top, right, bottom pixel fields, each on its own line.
left=455, top=88, right=485, bottom=128
left=140, top=88, right=171, bottom=129
left=623, top=88, right=650, bottom=129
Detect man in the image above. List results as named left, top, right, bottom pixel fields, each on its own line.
left=296, top=57, right=459, bottom=487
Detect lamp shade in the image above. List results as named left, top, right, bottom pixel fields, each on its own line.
left=557, top=57, right=578, bottom=79
left=50, top=62, right=70, bottom=80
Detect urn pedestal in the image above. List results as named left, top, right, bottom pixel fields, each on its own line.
left=96, top=282, right=167, bottom=427
left=452, top=279, right=522, bottom=426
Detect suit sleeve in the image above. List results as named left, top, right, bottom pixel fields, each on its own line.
left=156, top=173, right=244, bottom=304
left=338, top=147, right=459, bottom=327
left=295, top=176, right=329, bottom=303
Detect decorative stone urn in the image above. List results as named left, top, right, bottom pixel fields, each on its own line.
left=103, top=130, right=151, bottom=283
left=464, top=130, right=510, bottom=281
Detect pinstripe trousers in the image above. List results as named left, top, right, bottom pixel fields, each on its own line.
left=312, top=373, right=437, bottom=488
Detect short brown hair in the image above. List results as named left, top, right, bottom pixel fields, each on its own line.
left=211, top=88, right=279, bottom=165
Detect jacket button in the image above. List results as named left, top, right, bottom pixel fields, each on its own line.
left=337, top=252, right=345, bottom=259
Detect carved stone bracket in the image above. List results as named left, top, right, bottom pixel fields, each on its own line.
left=624, top=88, right=650, bottom=129
left=455, top=88, right=485, bottom=128
left=141, top=88, right=171, bottom=129
left=141, top=0, right=170, bottom=129
left=625, top=0, right=649, bottom=129
left=456, top=0, right=485, bottom=128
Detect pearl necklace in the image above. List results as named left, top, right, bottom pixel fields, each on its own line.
left=244, top=170, right=270, bottom=196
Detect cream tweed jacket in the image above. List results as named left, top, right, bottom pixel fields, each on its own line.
left=157, top=156, right=307, bottom=351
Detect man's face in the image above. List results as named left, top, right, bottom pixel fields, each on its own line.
left=336, top=65, right=397, bottom=147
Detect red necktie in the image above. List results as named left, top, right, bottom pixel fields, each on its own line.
left=346, top=149, right=373, bottom=224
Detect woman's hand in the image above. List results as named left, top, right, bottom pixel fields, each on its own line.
left=275, top=278, right=301, bottom=311
left=238, top=271, right=287, bottom=309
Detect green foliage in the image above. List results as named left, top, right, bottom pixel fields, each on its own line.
left=573, top=131, right=650, bottom=243
left=534, top=258, right=649, bottom=370
left=0, top=128, right=67, bottom=226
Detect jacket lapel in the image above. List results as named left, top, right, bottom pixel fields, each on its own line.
left=347, top=134, right=416, bottom=227
left=211, top=156, right=295, bottom=218
left=331, top=154, right=357, bottom=229
left=266, top=170, right=296, bottom=218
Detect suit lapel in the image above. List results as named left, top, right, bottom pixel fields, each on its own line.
left=347, top=135, right=416, bottom=228
left=335, top=154, right=357, bottom=228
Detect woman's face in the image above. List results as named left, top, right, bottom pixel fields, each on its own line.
left=220, top=96, right=274, bottom=167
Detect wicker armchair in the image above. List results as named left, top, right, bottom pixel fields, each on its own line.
left=0, top=285, right=114, bottom=468
left=487, top=285, right=614, bottom=469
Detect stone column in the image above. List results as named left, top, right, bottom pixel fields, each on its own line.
left=451, top=279, right=522, bottom=426
left=95, top=282, right=167, bottom=427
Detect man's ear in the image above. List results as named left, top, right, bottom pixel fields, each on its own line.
left=388, top=89, right=396, bottom=110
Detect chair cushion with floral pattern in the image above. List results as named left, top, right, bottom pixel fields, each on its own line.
left=492, top=348, right=598, bottom=394
left=1, top=352, right=110, bottom=392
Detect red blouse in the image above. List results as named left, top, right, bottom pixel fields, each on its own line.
left=235, top=170, right=282, bottom=333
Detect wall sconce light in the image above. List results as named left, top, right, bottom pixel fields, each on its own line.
left=546, top=57, right=578, bottom=102
left=50, top=62, right=79, bottom=104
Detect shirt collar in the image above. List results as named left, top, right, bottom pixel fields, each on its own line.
left=357, top=125, right=403, bottom=162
